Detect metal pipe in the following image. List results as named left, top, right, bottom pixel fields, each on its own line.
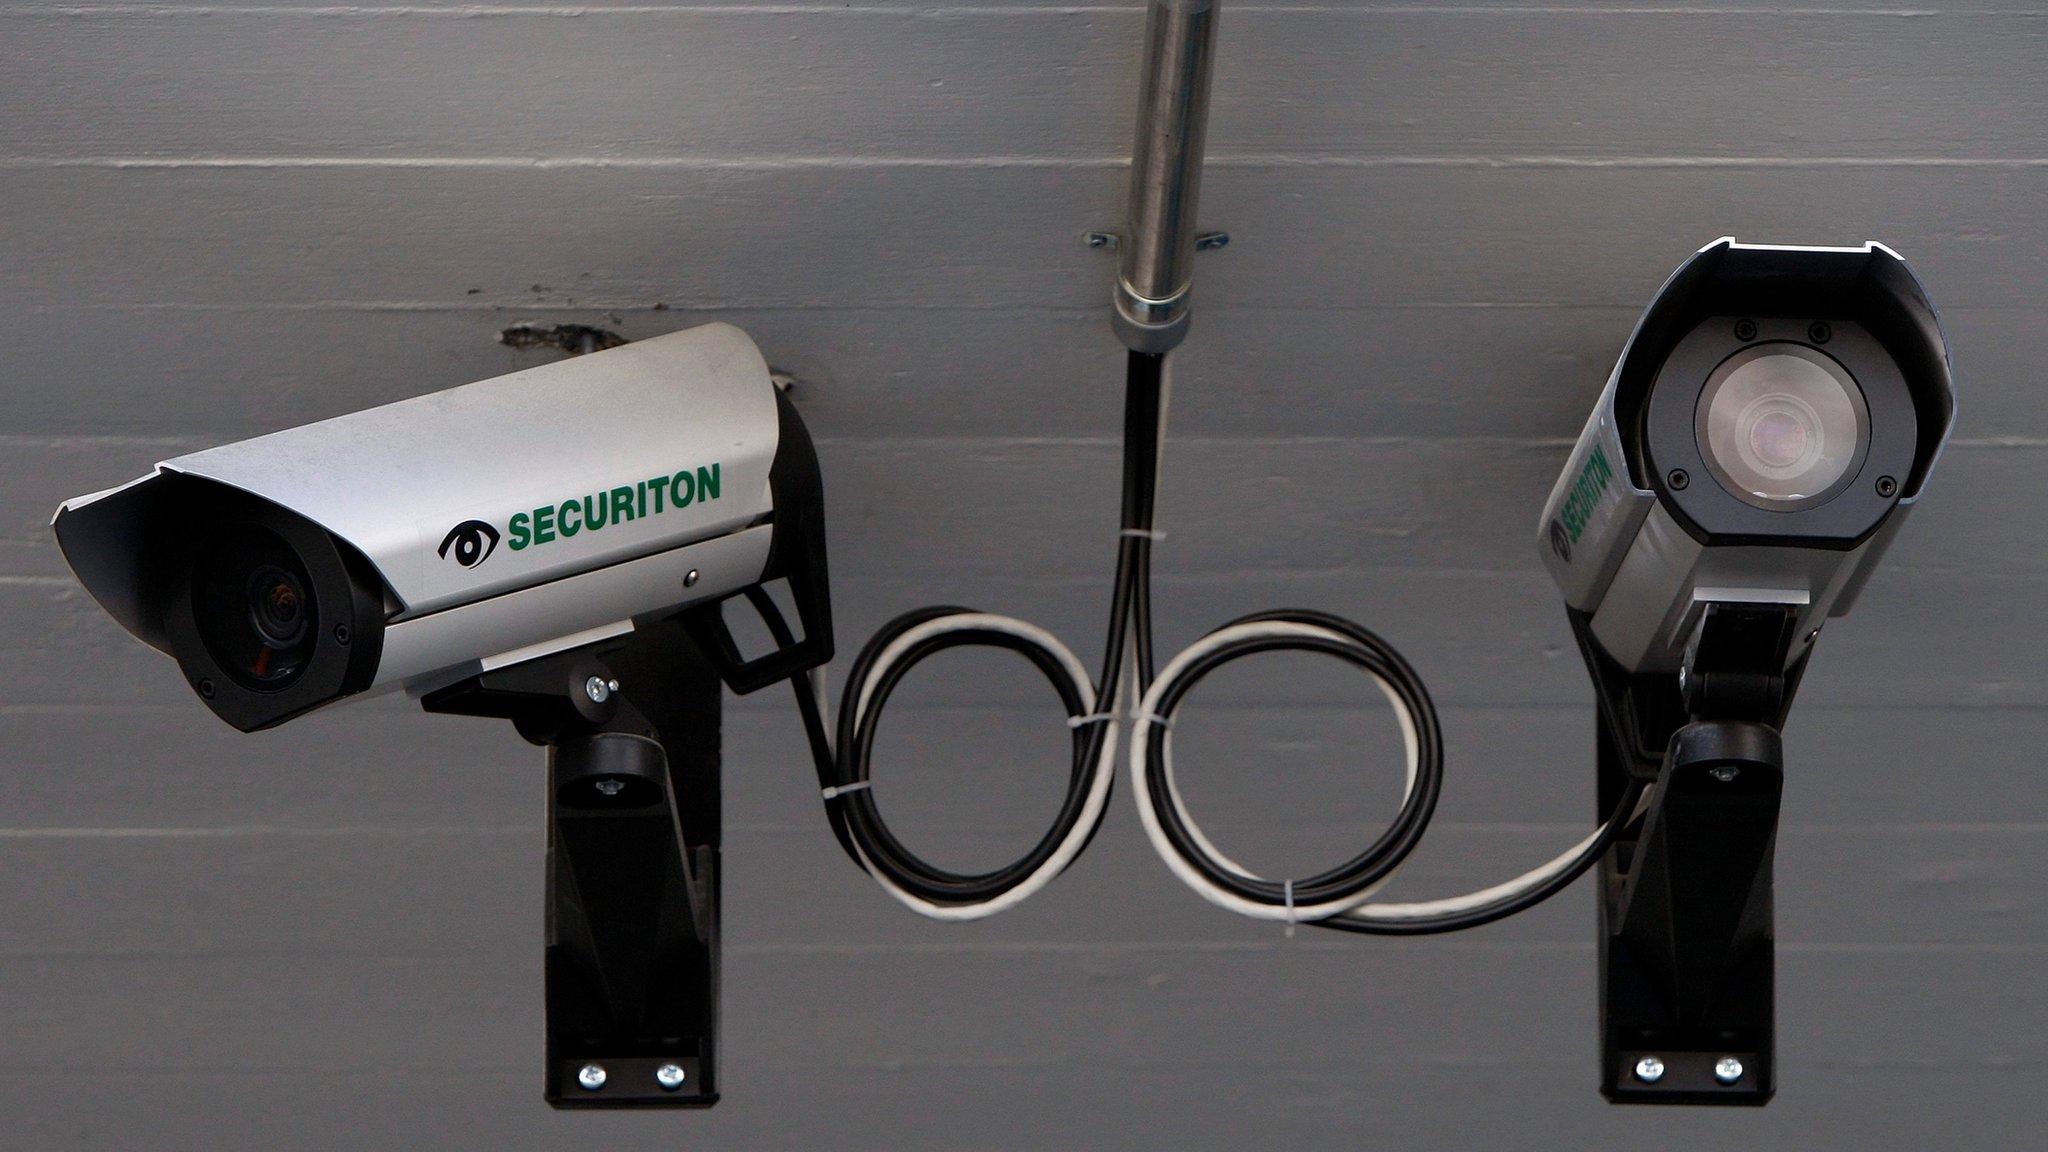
left=1113, top=0, right=1220, bottom=355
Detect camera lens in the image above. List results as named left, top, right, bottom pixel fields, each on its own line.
left=1695, top=343, right=1869, bottom=510
left=247, top=566, right=308, bottom=646
left=191, top=527, right=320, bottom=691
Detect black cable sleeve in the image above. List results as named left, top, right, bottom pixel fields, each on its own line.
left=761, top=352, right=1165, bottom=907
left=1136, top=608, right=1446, bottom=907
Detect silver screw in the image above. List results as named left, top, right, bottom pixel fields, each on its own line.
left=684, top=569, right=700, bottom=588
left=577, top=1063, right=607, bottom=1091
left=1633, top=1056, right=1666, bottom=1084
left=594, top=779, right=624, bottom=796
left=655, top=1063, right=688, bottom=1091
left=584, top=676, right=610, bottom=703
left=1715, top=1056, right=1745, bottom=1085
left=1709, top=765, right=1741, bottom=783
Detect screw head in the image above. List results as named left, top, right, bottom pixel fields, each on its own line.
left=1733, top=318, right=1758, bottom=341
left=1875, top=475, right=1898, bottom=498
left=1667, top=468, right=1690, bottom=491
left=1715, top=1056, right=1746, bottom=1085
left=584, top=676, right=611, bottom=703
left=1709, top=765, right=1741, bottom=783
left=594, top=779, right=624, bottom=797
left=197, top=678, right=216, bottom=699
left=577, top=1063, right=607, bottom=1091
left=332, top=623, right=351, bottom=645
left=1634, top=1056, right=1667, bottom=1083
left=684, top=569, right=700, bottom=588
left=1808, top=321, right=1833, bottom=344
left=655, top=1063, right=688, bottom=1090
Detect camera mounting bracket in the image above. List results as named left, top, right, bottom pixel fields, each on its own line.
left=1571, top=601, right=1807, bottom=1105
left=421, top=618, right=723, bottom=1109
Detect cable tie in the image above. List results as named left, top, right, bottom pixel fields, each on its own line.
left=1066, top=712, right=1117, bottom=729
left=1119, top=528, right=1167, bottom=541
left=1132, top=711, right=1173, bottom=731
left=821, top=780, right=872, bottom=801
left=1283, top=879, right=1297, bottom=939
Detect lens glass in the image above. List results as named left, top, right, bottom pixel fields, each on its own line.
left=192, top=527, right=319, bottom=691
left=247, top=566, right=308, bottom=646
left=1695, top=343, right=1869, bottom=510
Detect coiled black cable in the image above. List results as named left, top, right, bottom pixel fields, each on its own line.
left=758, top=350, right=1648, bottom=927
left=1126, top=608, right=1647, bottom=933
left=757, top=352, right=1165, bottom=917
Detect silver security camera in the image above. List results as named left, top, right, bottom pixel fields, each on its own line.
left=1541, top=238, right=1956, bottom=679
left=51, top=321, right=832, bottom=1104
left=52, top=322, right=830, bottom=732
left=1538, top=238, right=1955, bottom=1104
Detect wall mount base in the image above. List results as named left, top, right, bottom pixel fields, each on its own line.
left=423, top=619, right=724, bottom=1109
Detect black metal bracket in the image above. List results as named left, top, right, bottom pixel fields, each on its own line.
left=682, top=388, right=834, bottom=696
left=421, top=618, right=724, bottom=1109
left=1573, top=602, right=1809, bottom=1105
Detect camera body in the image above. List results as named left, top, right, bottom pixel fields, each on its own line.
left=53, top=322, right=829, bottom=731
left=1538, top=240, right=1956, bottom=1105
left=1539, top=239, right=1956, bottom=675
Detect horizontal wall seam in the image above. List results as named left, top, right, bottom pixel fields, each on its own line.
left=6, top=154, right=2048, bottom=171
left=0, top=5, right=1998, bottom=20
left=5, top=432, right=2042, bottom=449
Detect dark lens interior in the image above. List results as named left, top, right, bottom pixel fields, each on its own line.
left=192, top=527, right=319, bottom=692
left=247, top=565, right=308, bottom=645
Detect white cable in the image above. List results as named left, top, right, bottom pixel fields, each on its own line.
left=1326, top=828, right=1604, bottom=924
left=837, top=612, right=1122, bottom=922
left=1325, top=787, right=1656, bottom=925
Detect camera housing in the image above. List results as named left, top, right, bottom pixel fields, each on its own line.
left=53, top=322, right=830, bottom=731
left=1539, top=239, right=1955, bottom=1105
left=1540, top=238, right=1955, bottom=676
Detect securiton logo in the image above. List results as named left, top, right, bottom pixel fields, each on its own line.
left=1548, top=445, right=1614, bottom=563
left=439, top=520, right=501, bottom=568
left=436, top=463, right=723, bottom=568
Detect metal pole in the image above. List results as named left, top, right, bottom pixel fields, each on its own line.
left=1113, top=0, right=1220, bottom=355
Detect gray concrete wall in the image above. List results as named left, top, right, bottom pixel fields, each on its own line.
left=0, top=1, right=2041, bottom=1146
